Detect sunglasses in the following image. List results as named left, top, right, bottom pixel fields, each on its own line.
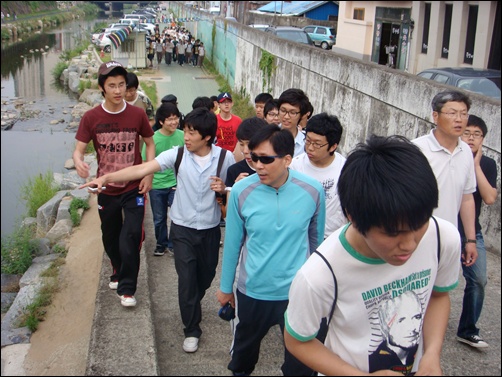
left=250, top=152, right=284, bottom=164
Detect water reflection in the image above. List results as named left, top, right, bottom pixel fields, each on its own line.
left=0, top=18, right=103, bottom=238
left=1, top=18, right=101, bottom=100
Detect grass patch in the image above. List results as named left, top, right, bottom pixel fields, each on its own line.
left=1, top=226, right=36, bottom=275
left=18, top=277, right=60, bottom=332
left=41, top=257, right=66, bottom=278
left=20, top=171, right=59, bottom=218
left=69, top=198, right=90, bottom=226
left=140, top=80, right=157, bottom=107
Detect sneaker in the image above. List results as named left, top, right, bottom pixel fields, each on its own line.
left=183, top=336, right=199, bottom=353
left=166, top=248, right=175, bottom=257
left=154, top=246, right=165, bottom=256
left=109, top=281, right=118, bottom=290
left=120, top=295, right=137, bottom=307
left=456, top=334, right=489, bottom=348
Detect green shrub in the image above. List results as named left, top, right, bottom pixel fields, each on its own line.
left=69, top=198, right=90, bottom=226
left=1, top=226, right=36, bottom=274
left=52, top=61, right=68, bottom=82
left=20, top=171, right=59, bottom=218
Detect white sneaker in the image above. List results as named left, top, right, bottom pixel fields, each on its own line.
left=183, top=336, right=199, bottom=353
left=120, top=295, right=137, bottom=307
left=109, top=281, right=118, bottom=290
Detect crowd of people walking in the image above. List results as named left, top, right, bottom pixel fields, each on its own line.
left=74, top=40, right=496, bottom=375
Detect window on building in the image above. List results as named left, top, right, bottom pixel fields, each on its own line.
left=464, top=5, right=478, bottom=64
left=121, top=39, right=135, bottom=54
left=353, top=8, right=365, bottom=20
left=421, top=3, right=431, bottom=53
left=441, top=4, right=453, bottom=59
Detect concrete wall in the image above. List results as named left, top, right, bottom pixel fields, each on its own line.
left=178, top=5, right=501, bottom=254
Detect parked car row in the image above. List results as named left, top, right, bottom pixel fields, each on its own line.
left=91, top=7, right=158, bottom=53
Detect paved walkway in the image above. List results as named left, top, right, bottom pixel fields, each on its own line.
left=142, top=55, right=220, bottom=115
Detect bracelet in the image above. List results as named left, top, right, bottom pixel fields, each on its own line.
left=466, top=239, right=477, bottom=244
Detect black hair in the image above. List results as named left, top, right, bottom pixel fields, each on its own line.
left=192, top=96, right=213, bottom=110
left=156, top=102, right=181, bottom=123
left=236, top=117, right=268, bottom=141
left=248, top=124, right=294, bottom=158
left=255, top=92, right=273, bottom=104
left=305, top=113, right=343, bottom=156
left=277, top=88, right=311, bottom=116
left=263, top=99, right=279, bottom=117
left=306, top=101, right=314, bottom=119
left=431, top=90, right=471, bottom=112
left=183, top=107, right=217, bottom=146
left=210, top=95, right=218, bottom=103
left=467, top=114, right=488, bottom=136
left=126, top=72, right=139, bottom=89
left=338, top=134, right=438, bottom=236
left=98, top=67, right=127, bottom=97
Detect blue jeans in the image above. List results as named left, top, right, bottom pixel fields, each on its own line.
left=457, top=232, right=488, bottom=338
left=149, top=187, right=175, bottom=249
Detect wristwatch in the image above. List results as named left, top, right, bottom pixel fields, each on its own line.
left=466, top=239, right=477, bottom=244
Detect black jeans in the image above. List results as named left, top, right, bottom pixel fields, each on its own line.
left=171, top=222, right=221, bottom=338
left=228, top=290, right=315, bottom=376
left=97, top=188, right=146, bottom=295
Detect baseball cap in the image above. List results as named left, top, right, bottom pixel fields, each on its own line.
left=98, top=61, right=127, bottom=76
left=217, top=92, right=232, bottom=103
left=161, top=94, right=178, bottom=104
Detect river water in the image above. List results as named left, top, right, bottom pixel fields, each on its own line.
left=1, top=18, right=104, bottom=238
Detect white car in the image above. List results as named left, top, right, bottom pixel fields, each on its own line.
left=95, top=33, right=112, bottom=53
left=138, top=22, right=155, bottom=35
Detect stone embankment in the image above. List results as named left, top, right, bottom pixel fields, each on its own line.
left=1, top=154, right=98, bottom=347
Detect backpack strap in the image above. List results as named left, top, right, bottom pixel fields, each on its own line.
left=431, top=216, right=441, bottom=263
left=216, top=148, right=227, bottom=177
left=313, top=250, right=338, bottom=325
left=174, top=146, right=184, bottom=177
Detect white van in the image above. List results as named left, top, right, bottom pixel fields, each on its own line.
left=123, top=14, right=148, bottom=22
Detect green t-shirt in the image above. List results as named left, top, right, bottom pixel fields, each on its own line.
left=142, top=129, right=185, bottom=189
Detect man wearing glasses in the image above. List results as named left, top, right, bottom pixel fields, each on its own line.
left=290, top=113, right=347, bottom=238
left=413, top=90, right=478, bottom=271
left=217, top=124, right=325, bottom=376
left=455, top=115, right=497, bottom=349
left=277, top=88, right=312, bottom=157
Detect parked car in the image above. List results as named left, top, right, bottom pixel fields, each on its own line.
left=417, top=67, right=501, bottom=100
left=138, top=22, right=156, bottom=35
left=248, top=24, right=270, bottom=31
left=302, top=25, right=336, bottom=49
left=264, top=26, right=314, bottom=46
left=95, top=33, right=112, bottom=53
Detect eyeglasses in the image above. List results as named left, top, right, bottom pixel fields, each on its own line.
left=250, top=152, right=284, bottom=164
left=266, top=112, right=279, bottom=118
left=279, top=108, right=301, bottom=117
left=125, top=88, right=137, bottom=94
left=439, top=111, right=469, bottom=120
left=462, top=131, right=483, bottom=139
left=304, top=139, right=329, bottom=149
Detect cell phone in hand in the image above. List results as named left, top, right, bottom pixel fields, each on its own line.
left=88, top=186, right=106, bottom=192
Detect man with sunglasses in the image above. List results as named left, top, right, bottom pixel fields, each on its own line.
left=290, top=113, right=347, bottom=239
left=277, top=88, right=311, bottom=157
left=455, top=115, right=497, bottom=349
left=217, top=124, right=326, bottom=376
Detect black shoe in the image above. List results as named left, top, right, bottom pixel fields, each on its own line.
left=154, top=246, right=165, bottom=256
left=456, top=335, right=489, bottom=348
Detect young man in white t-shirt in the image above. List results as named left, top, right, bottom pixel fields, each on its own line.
left=290, top=112, right=347, bottom=238
left=285, top=135, right=461, bottom=376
